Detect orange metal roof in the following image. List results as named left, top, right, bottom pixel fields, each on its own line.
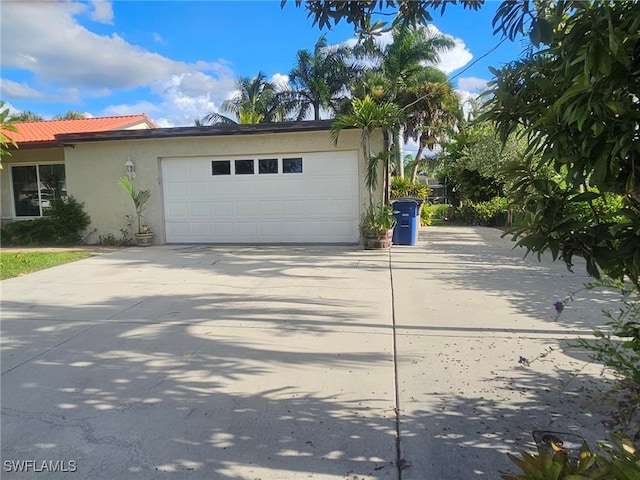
left=3, top=114, right=157, bottom=145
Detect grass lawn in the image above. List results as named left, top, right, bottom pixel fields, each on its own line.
left=0, top=251, right=93, bottom=280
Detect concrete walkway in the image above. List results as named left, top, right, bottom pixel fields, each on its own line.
left=1, top=226, right=620, bottom=479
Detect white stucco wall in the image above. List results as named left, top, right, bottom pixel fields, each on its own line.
left=62, top=128, right=383, bottom=244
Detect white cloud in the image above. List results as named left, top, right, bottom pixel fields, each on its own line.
left=0, top=1, right=238, bottom=127
left=428, top=26, right=473, bottom=75
left=90, top=1, right=114, bottom=24
left=270, top=73, right=290, bottom=90
left=457, top=77, right=488, bottom=93
left=0, top=79, right=44, bottom=100
left=344, top=24, right=473, bottom=75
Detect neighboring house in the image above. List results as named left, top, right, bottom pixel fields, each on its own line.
left=417, top=175, right=448, bottom=204
left=1, top=115, right=157, bottom=220
left=1, top=116, right=382, bottom=245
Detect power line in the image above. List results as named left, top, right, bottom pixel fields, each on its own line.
left=401, top=36, right=509, bottom=112
left=449, top=36, right=508, bottom=82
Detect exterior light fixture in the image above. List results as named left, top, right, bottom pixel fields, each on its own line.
left=125, top=158, right=136, bottom=179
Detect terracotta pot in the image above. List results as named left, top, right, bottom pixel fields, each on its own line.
left=362, top=229, right=393, bottom=250
left=134, top=232, right=154, bottom=247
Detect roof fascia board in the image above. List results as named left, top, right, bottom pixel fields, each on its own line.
left=55, top=120, right=349, bottom=144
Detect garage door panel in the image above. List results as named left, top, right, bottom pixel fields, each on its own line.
left=212, top=202, right=234, bottom=217
left=190, top=202, right=210, bottom=217
left=191, top=222, right=212, bottom=237
left=280, top=178, right=306, bottom=194
left=259, top=200, right=281, bottom=216
left=258, top=222, right=281, bottom=237
left=234, top=201, right=256, bottom=216
left=165, top=162, right=189, bottom=180
left=162, top=151, right=359, bottom=243
left=236, top=222, right=257, bottom=238
left=212, top=183, right=233, bottom=197
left=282, top=202, right=305, bottom=216
left=166, top=222, right=190, bottom=237
left=188, top=162, right=211, bottom=180
left=167, top=203, right=189, bottom=218
left=189, top=183, right=209, bottom=199
left=233, top=181, right=258, bottom=197
left=214, top=222, right=234, bottom=237
left=166, top=182, right=188, bottom=199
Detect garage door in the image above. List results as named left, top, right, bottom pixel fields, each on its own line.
left=161, top=151, right=360, bottom=243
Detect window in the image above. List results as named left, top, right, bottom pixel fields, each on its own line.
left=235, top=159, right=254, bottom=175
left=12, top=164, right=66, bottom=217
left=258, top=158, right=278, bottom=174
left=212, top=160, right=231, bottom=175
left=283, top=157, right=303, bottom=173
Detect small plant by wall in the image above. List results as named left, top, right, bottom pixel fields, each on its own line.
left=0, top=196, right=90, bottom=245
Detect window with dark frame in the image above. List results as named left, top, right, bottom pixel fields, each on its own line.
left=11, top=164, right=66, bottom=217
left=258, top=158, right=278, bottom=174
left=212, top=160, right=231, bottom=175
left=235, top=159, right=254, bottom=175
left=283, top=157, right=303, bottom=173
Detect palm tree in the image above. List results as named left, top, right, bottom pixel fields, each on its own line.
left=205, top=72, right=292, bottom=125
left=53, top=111, right=86, bottom=120
left=289, top=34, right=358, bottom=121
left=331, top=96, right=403, bottom=207
left=399, top=67, right=460, bottom=181
left=356, top=24, right=455, bottom=177
left=12, top=111, right=45, bottom=122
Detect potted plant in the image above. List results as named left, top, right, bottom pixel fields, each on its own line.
left=119, top=177, right=154, bottom=246
left=360, top=203, right=397, bottom=249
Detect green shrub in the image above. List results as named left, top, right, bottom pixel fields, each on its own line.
left=45, top=197, right=91, bottom=243
left=453, top=197, right=509, bottom=226
left=430, top=204, right=453, bottom=221
left=501, top=431, right=639, bottom=480
left=1, top=218, right=57, bottom=245
left=1, top=196, right=90, bottom=246
left=390, top=177, right=430, bottom=200
left=420, top=205, right=433, bottom=226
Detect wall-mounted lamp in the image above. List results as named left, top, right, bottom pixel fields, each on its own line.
left=125, top=158, right=136, bottom=179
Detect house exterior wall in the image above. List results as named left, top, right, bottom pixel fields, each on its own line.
left=0, top=147, right=66, bottom=223
left=62, top=128, right=383, bottom=244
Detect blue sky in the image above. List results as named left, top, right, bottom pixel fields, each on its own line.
left=0, top=1, right=527, bottom=127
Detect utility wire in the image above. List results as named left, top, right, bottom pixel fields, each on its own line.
left=401, top=36, right=509, bottom=112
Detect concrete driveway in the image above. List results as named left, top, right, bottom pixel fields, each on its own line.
left=1, top=226, right=621, bottom=479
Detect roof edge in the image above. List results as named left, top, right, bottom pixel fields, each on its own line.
left=55, top=120, right=346, bottom=144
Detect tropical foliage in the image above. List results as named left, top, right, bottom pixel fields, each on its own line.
left=205, top=72, right=292, bottom=125
left=289, top=34, right=357, bottom=120
left=118, top=177, right=151, bottom=234
left=0, top=100, right=18, bottom=170
left=481, top=0, right=640, bottom=288
left=331, top=96, right=402, bottom=207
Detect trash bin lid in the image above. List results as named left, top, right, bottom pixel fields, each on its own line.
left=392, top=197, right=422, bottom=205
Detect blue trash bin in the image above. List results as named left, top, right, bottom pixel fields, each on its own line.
left=392, top=199, right=420, bottom=245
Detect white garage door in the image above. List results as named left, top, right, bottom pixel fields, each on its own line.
left=162, top=151, right=360, bottom=243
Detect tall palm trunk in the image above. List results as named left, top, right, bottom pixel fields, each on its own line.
left=396, top=125, right=405, bottom=178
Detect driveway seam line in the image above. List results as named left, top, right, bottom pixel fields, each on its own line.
left=389, top=247, right=403, bottom=480
left=1, top=324, right=98, bottom=376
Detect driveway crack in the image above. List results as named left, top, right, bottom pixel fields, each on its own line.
left=388, top=248, right=404, bottom=480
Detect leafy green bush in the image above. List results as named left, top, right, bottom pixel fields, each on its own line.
left=360, top=203, right=397, bottom=237
left=501, top=432, right=639, bottom=480
left=1, top=196, right=90, bottom=246
left=45, top=197, right=91, bottom=243
left=1, top=218, right=57, bottom=245
left=453, top=197, right=509, bottom=226
left=420, top=205, right=433, bottom=226
left=390, top=176, right=430, bottom=200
